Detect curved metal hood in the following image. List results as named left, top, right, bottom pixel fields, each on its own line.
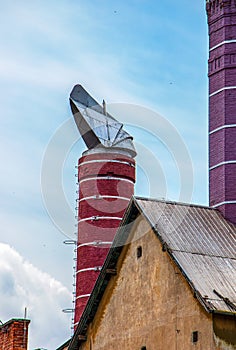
left=70, top=84, right=137, bottom=158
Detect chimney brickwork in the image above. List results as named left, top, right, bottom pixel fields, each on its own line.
left=74, top=152, right=135, bottom=327
left=207, top=0, right=236, bottom=224
left=0, top=319, right=30, bottom=350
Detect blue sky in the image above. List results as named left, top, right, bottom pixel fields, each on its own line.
left=0, top=1, right=208, bottom=348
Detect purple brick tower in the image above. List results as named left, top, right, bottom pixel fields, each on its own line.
left=207, top=0, right=236, bottom=224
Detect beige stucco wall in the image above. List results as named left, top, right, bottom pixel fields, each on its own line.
left=79, top=216, right=220, bottom=350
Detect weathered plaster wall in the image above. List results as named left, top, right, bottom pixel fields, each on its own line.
left=79, top=216, right=216, bottom=350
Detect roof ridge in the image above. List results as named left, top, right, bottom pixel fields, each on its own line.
left=134, top=196, right=212, bottom=210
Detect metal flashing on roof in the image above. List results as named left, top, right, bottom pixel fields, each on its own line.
left=134, top=195, right=214, bottom=209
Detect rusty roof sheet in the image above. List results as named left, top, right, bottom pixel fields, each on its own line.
left=135, top=197, right=236, bottom=313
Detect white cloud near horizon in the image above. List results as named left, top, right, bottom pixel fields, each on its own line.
left=0, top=243, right=71, bottom=349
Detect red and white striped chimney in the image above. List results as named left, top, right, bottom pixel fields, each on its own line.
left=69, top=85, right=136, bottom=327
left=75, top=151, right=135, bottom=325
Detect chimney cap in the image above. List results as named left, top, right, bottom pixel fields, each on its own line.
left=69, top=84, right=137, bottom=158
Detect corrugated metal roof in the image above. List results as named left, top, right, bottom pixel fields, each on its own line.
left=135, top=197, right=236, bottom=313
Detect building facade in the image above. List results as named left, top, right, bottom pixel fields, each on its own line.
left=68, top=198, right=236, bottom=350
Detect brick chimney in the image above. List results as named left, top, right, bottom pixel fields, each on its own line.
left=206, top=0, right=236, bottom=224
left=69, top=85, right=136, bottom=327
left=74, top=151, right=135, bottom=326
left=0, top=319, right=30, bottom=350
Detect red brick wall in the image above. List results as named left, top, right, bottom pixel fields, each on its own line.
left=0, top=319, right=30, bottom=350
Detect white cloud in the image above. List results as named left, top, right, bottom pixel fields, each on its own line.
left=0, top=243, right=72, bottom=349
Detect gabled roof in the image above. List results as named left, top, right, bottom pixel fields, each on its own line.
left=68, top=196, right=236, bottom=350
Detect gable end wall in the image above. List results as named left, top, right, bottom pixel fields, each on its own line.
left=79, top=217, right=217, bottom=350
